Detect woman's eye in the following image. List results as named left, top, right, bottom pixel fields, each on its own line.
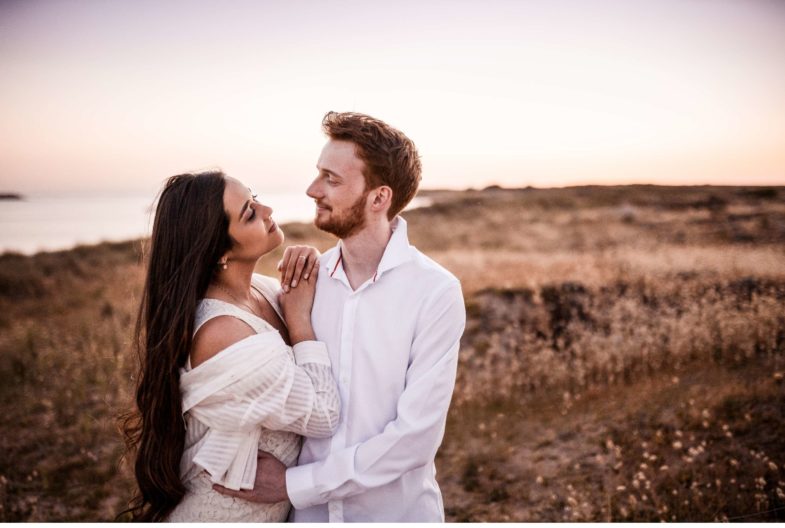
left=248, top=208, right=256, bottom=221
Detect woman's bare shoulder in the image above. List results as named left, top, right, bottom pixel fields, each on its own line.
left=190, top=316, right=256, bottom=368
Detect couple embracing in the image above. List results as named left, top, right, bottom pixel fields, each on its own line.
left=122, top=112, right=467, bottom=522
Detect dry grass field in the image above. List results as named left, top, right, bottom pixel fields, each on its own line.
left=1, top=185, right=783, bottom=521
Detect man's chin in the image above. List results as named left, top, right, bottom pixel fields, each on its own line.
left=313, top=209, right=329, bottom=226
left=313, top=214, right=327, bottom=229
left=314, top=219, right=340, bottom=238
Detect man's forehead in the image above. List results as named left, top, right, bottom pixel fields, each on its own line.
left=318, top=139, right=364, bottom=171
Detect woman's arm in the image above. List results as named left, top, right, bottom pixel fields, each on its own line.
left=186, top=329, right=340, bottom=438
left=278, top=261, right=319, bottom=344
left=182, top=327, right=340, bottom=491
left=187, top=264, right=338, bottom=437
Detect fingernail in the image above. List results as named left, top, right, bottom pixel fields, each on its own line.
left=291, top=280, right=298, bottom=287
left=284, top=285, right=289, bottom=292
left=304, top=274, right=309, bottom=279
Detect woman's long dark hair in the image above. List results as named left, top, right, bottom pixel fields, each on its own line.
left=120, top=171, right=233, bottom=521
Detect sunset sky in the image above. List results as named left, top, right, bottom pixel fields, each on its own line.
left=1, top=0, right=784, bottom=195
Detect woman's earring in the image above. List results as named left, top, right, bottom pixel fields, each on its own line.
left=220, top=259, right=228, bottom=270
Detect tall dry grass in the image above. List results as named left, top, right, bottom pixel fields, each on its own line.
left=453, top=276, right=784, bottom=405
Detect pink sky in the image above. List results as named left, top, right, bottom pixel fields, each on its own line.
left=1, top=0, right=783, bottom=194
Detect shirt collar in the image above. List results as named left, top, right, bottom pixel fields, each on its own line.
left=376, top=216, right=414, bottom=277
left=321, top=216, right=414, bottom=283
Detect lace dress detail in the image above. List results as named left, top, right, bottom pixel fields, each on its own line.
left=167, top=275, right=304, bottom=522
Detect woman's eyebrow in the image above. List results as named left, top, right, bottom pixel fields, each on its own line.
left=239, top=199, right=251, bottom=220
left=238, top=188, right=255, bottom=220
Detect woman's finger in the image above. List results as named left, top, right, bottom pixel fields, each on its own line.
left=282, top=249, right=302, bottom=291
left=291, top=254, right=308, bottom=288
left=305, top=256, right=318, bottom=281
left=280, top=246, right=298, bottom=291
left=302, top=248, right=319, bottom=280
left=278, top=247, right=293, bottom=276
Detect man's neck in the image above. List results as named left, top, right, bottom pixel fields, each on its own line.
left=340, top=217, right=393, bottom=290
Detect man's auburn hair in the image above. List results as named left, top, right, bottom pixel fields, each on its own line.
left=322, top=111, right=422, bottom=220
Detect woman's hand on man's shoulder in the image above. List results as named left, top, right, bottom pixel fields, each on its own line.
left=277, top=245, right=321, bottom=293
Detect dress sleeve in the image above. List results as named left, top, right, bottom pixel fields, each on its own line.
left=186, top=338, right=340, bottom=439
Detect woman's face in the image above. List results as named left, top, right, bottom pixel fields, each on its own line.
left=222, top=176, right=284, bottom=263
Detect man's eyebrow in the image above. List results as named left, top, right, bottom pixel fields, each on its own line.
left=317, top=166, right=343, bottom=180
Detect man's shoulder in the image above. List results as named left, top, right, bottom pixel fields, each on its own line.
left=406, top=246, right=460, bottom=289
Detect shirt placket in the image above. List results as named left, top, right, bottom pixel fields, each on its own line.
left=327, top=287, right=359, bottom=523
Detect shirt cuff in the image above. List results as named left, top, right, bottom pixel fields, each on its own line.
left=286, top=462, right=320, bottom=509
left=292, top=341, right=330, bottom=367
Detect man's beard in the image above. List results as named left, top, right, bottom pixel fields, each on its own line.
left=315, top=190, right=369, bottom=239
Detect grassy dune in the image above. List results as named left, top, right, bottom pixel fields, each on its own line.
left=1, top=185, right=784, bottom=521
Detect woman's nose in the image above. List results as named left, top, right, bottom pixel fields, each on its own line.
left=254, top=202, right=272, bottom=218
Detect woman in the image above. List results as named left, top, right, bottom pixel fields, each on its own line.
left=121, top=170, right=340, bottom=522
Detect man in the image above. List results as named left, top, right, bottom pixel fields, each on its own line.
left=216, top=111, right=466, bottom=522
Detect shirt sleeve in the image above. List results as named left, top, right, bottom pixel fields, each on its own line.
left=285, top=280, right=466, bottom=507
left=188, top=340, right=341, bottom=439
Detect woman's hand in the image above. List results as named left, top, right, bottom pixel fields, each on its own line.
left=278, top=264, right=318, bottom=344
left=277, top=245, right=320, bottom=293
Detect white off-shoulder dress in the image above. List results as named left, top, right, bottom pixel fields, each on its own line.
left=166, top=274, right=340, bottom=522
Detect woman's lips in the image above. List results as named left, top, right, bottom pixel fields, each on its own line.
left=267, top=220, right=277, bottom=233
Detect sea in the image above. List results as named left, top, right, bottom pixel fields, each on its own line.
left=0, top=193, right=431, bottom=255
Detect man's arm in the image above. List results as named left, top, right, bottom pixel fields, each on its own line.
left=286, top=280, right=466, bottom=508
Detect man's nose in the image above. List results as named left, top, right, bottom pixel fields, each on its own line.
left=306, top=178, right=321, bottom=199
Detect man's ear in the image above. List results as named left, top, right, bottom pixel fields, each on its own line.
left=369, top=186, right=392, bottom=214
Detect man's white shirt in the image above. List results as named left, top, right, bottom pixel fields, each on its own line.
left=285, top=216, right=466, bottom=522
